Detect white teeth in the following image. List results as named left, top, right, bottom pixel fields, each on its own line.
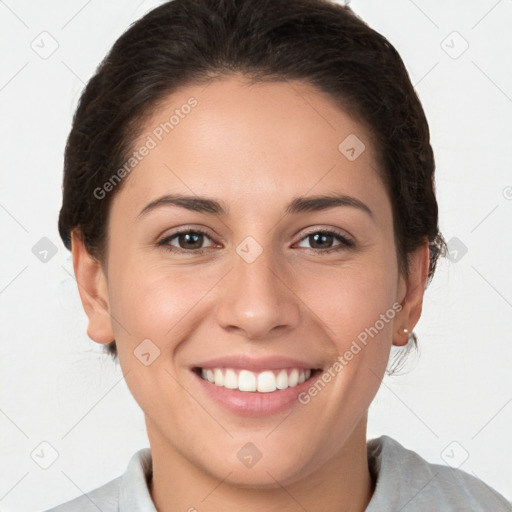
left=214, top=368, right=224, bottom=386
left=257, top=370, right=276, bottom=393
left=276, top=369, right=289, bottom=389
left=199, top=367, right=313, bottom=392
left=288, top=368, right=299, bottom=387
left=238, top=370, right=257, bottom=392
left=223, top=369, right=238, bottom=389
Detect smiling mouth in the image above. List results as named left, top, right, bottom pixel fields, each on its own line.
left=192, top=367, right=321, bottom=393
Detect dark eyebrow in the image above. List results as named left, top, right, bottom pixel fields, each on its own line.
left=137, top=193, right=373, bottom=219
left=285, top=194, right=373, bottom=218
left=137, top=194, right=229, bottom=218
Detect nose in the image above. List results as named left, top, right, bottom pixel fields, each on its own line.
left=215, top=246, right=301, bottom=340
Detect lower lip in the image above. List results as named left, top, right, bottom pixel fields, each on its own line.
left=191, top=369, right=321, bottom=417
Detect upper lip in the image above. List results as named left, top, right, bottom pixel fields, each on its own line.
left=192, top=355, right=322, bottom=372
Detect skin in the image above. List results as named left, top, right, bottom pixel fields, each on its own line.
left=71, top=75, right=429, bottom=512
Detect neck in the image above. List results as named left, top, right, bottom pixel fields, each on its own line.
left=147, top=418, right=374, bottom=512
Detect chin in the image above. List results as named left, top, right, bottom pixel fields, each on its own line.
left=191, top=439, right=323, bottom=489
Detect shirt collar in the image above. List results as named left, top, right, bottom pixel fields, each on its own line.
left=119, top=448, right=157, bottom=511
left=118, top=438, right=391, bottom=511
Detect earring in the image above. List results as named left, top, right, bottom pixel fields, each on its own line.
left=402, top=328, right=409, bottom=335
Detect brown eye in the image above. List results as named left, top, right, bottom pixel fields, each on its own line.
left=296, top=230, right=354, bottom=252
left=158, top=229, right=216, bottom=253
left=308, top=232, right=334, bottom=249
left=175, top=232, right=205, bottom=249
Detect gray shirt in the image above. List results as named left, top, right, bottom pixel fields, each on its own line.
left=43, top=435, right=511, bottom=511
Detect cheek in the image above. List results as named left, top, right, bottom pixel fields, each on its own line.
left=297, top=255, right=399, bottom=343
left=106, top=262, right=197, bottom=411
left=108, top=264, right=192, bottom=344
left=106, top=249, right=227, bottom=365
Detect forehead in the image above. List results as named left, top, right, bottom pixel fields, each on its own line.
left=113, top=75, right=387, bottom=217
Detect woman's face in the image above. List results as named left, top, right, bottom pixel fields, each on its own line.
left=79, top=75, right=423, bottom=486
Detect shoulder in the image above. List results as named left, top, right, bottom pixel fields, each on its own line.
left=41, top=476, right=122, bottom=512
left=366, top=435, right=511, bottom=512
left=41, top=448, right=154, bottom=512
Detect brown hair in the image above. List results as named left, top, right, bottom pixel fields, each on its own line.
left=58, top=0, right=446, bottom=362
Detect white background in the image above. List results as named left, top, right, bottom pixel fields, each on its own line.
left=1, top=1, right=511, bottom=510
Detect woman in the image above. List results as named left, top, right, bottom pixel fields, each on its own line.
left=46, top=0, right=510, bottom=510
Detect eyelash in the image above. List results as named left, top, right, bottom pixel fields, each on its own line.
left=157, top=228, right=355, bottom=255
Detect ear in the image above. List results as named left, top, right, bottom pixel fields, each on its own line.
left=70, top=230, right=114, bottom=345
left=393, top=239, right=430, bottom=346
